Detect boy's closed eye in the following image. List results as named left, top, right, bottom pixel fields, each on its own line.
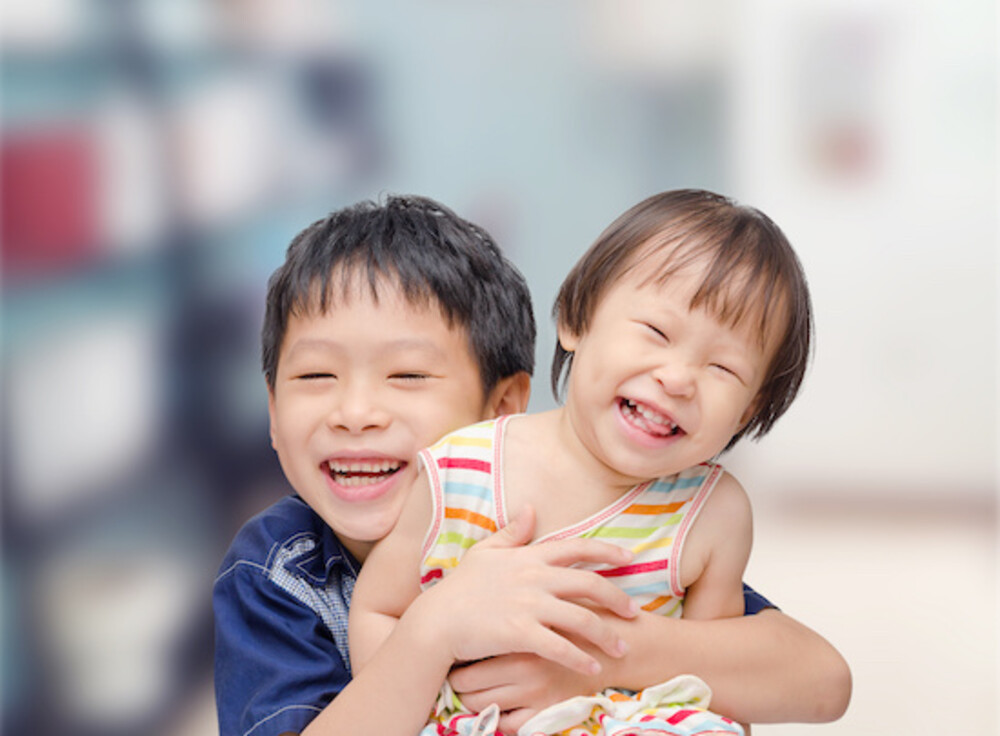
left=297, top=372, right=337, bottom=380
left=389, top=372, right=434, bottom=384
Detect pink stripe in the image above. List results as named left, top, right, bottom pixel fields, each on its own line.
left=494, top=415, right=510, bottom=528
left=438, top=457, right=491, bottom=473
left=667, top=709, right=698, bottom=724
left=670, top=464, right=722, bottom=598
left=420, top=447, right=445, bottom=563
left=596, top=558, right=670, bottom=578
left=420, top=568, right=443, bottom=585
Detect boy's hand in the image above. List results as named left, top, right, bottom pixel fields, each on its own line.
left=413, top=506, right=638, bottom=678
left=449, top=650, right=601, bottom=734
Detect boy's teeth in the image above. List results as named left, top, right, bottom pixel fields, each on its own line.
left=326, top=459, right=402, bottom=484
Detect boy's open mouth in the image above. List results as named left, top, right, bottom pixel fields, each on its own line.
left=619, top=398, right=682, bottom=438
left=322, top=459, right=405, bottom=487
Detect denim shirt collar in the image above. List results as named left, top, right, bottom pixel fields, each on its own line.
left=281, top=498, right=361, bottom=585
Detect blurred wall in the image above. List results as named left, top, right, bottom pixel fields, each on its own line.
left=1, top=1, right=996, bottom=735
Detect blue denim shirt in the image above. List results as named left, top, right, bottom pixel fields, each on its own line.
left=213, top=494, right=359, bottom=736
left=213, top=494, right=775, bottom=736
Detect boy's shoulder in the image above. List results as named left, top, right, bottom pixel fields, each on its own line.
left=215, top=494, right=359, bottom=587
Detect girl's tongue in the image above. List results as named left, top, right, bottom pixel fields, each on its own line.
left=620, top=399, right=681, bottom=438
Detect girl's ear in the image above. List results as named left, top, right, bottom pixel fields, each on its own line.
left=484, top=371, right=532, bottom=417
left=556, top=321, right=580, bottom=353
left=737, top=396, right=759, bottom=433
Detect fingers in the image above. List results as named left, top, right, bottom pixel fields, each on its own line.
left=536, top=566, right=638, bottom=621
left=498, top=709, right=535, bottom=735
left=535, top=598, right=628, bottom=661
left=475, top=505, right=536, bottom=550
left=450, top=655, right=523, bottom=693
left=515, top=621, right=603, bottom=676
left=534, top=536, right=633, bottom=569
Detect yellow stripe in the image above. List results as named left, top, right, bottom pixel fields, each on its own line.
left=445, top=507, right=497, bottom=532
left=429, top=435, right=492, bottom=451
left=424, top=556, right=459, bottom=569
left=631, top=536, right=674, bottom=554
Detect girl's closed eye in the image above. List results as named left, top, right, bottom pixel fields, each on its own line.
left=710, top=362, right=746, bottom=384
left=643, top=322, right=669, bottom=341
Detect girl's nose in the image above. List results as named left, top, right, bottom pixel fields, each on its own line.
left=653, top=362, right=696, bottom=399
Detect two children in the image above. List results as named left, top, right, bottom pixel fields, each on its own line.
left=213, top=194, right=850, bottom=736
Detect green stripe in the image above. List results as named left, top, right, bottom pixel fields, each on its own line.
left=587, top=525, right=658, bottom=539
left=436, top=531, right=479, bottom=548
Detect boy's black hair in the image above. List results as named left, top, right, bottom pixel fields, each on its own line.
left=262, top=194, right=535, bottom=394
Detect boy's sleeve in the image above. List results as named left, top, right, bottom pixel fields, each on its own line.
left=742, top=583, right=777, bottom=615
left=214, top=564, right=350, bottom=736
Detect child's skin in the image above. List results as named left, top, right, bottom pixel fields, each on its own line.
left=250, top=202, right=850, bottom=736
left=345, top=194, right=851, bottom=734
left=271, top=278, right=849, bottom=736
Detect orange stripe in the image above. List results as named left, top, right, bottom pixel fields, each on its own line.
left=444, top=507, right=497, bottom=532
left=624, top=502, right=686, bottom=515
left=641, top=595, right=673, bottom=612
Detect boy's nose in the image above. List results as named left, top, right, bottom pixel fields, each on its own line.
left=328, top=384, right=390, bottom=433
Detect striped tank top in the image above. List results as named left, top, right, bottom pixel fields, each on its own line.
left=418, top=415, right=722, bottom=616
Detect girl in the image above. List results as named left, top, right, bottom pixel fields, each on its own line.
left=349, top=189, right=813, bottom=736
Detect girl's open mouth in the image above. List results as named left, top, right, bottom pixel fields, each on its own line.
left=619, top=398, right=682, bottom=438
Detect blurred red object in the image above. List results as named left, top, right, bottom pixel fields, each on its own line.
left=1, top=127, right=100, bottom=276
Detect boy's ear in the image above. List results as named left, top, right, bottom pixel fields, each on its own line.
left=484, top=371, right=532, bottom=418
left=266, top=386, right=279, bottom=450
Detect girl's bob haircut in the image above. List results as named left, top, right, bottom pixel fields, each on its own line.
left=552, top=189, right=813, bottom=449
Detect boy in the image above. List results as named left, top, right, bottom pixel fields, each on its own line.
left=213, top=195, right=850, bottom=736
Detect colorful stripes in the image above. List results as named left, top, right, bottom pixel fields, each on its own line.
left=419, top=416, right=720, bottom=619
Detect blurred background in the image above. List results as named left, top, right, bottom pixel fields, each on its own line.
left=1, top=1, right=996, bottom=734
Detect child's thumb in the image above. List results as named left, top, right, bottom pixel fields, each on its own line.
left=481, top=505, right=535, bottom=549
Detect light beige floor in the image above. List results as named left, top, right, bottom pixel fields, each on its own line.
left=749, top=496, right=998, bottom=735
left=178, top=497, right=999, bottom=736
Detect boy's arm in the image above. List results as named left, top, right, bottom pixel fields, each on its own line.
left=451, top=607, right=851, bottom=730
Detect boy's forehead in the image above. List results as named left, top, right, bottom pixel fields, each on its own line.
left=293, top=270, right=473, bottom=351
left=304, top=268, right=441, bottom=316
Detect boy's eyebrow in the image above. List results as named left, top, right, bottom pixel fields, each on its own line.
left=285, top=336, right=451, bottom=360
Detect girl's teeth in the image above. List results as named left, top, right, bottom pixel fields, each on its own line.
left=624, top=399, right=679, bottom=434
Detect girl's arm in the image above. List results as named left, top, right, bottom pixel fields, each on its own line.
left=451, top=473, right=850, bottom=730
left=308, top=473, right=639, bottom=736
left=678, top=472, right=753, bottom=621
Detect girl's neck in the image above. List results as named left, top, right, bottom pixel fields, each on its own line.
left=503, top=410, right=649, bottom=540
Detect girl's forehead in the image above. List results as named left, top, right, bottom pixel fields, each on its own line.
left=624, top=254, right=790, bottom=351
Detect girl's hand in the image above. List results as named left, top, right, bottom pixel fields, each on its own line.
left=412, top=506, right=638, bottom=677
